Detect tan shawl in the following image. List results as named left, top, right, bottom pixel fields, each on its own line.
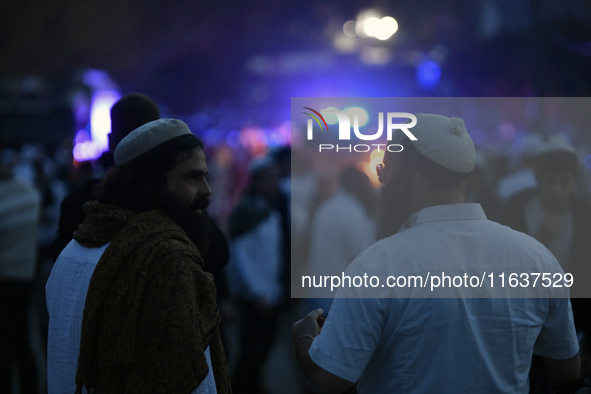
left=74, top=201, right=231, bottom=393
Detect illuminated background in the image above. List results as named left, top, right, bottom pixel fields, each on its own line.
left=3, top=2, right=591, bottom=392
left=2, top=0, right=591, bottom=219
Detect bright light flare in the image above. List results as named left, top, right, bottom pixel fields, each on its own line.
left=363, top=17, right=382, bottom=37
left=375, top=17, right=398, bottom=40
left=361, top=14, right=398, bottom=40
left=344, top=106, right=369, bottom=127
left=356, top=9, right=381, bottom=37
left=90, top=90, right=121, bottom=151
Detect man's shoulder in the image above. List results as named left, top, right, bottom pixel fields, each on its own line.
left=108, top=209, right=197, bottom=256
left=125, top=208, right=181, bottom=233
left=104, top=210, right=203, bottom=277
left=352, top=216, right=556, bottom=270
left=484, top=217, right=554, bottom=252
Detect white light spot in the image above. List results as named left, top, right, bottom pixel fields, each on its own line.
left=343, top=20, right=357, bottom=38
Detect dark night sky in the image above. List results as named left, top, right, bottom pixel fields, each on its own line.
left=2, top=0, right=591, bottom=117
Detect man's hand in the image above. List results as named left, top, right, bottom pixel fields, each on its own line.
left=292, top=309, right=355, bottom=393
left=291, top=309, right=325, bottom=343
left=540, top=351, right=581, bottom=390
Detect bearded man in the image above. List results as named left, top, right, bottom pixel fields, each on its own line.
left=292, top=114, right=582, bottom=393
left=46, top=119, right=230, bottom=393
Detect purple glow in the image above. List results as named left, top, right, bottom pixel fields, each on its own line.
left=498, top=122, right=517, bottom=142
left=72, top=92, right=91, bottom=124
left=74, top=129, right=90, bottom=145
left=73, top=141, right=104, bottom=162
left=72, top=69, right=121, bottom=162
left=82, top=69, right=118, bottom=89
left=226, top=131, right=241, bottom=149
left=416, top=60, right=441, bottom=90
left=202, top=129, right=224, bottom=146
left=90, top=90, right=120, bottom=151
left=584, top=155, right=591, bottom=170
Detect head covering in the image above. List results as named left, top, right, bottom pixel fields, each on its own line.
left=408, top=113, right=476, bottom=174
left=114, top=118, right=193, bottom=166
left=535, top=135, right=578, bottom=173
left=536, top=135, right=577, bottom=157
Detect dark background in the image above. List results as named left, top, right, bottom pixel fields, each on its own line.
left=2, top=0, right=591, bottom=151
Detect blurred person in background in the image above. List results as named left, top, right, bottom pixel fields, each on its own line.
left=46, top=119, right=231, bottom=393
left=269, top=145, right=291, bottom=199
left=305, top=166, right=376, bottom=314
left=0, top=145, right=42, bottom=394
left=499, top=136, right=591, bottom=387
left=464, top=153, right=498, bottom=219
left=495, top=132, right=544, bottom=203
left=227, top=156, right=290, bottom=394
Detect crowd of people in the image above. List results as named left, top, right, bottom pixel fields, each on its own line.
left=1, top=94, right=591, bottom=393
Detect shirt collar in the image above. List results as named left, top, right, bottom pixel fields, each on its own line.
left=399, top=203, right=486, bottom=233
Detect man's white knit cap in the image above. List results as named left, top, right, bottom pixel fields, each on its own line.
left=114, top=118, right=193, bottom=166
left=409, top=113, right=476, bottom=173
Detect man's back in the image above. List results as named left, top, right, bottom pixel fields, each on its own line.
left=308, top=204, right=579, bottom=393
left=338, top=297, right=571, bottom=392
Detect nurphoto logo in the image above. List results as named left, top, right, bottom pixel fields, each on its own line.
left=303, top=107, right=417, bottom=152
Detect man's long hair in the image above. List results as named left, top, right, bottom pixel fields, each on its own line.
left=97, top=134, right=203, bottom=212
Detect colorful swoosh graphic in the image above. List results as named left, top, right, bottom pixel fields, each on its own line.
left=303, top=107, right=329, bottom=131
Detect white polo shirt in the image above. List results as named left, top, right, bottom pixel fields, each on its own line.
left=309, top=203, right=579, bottom=393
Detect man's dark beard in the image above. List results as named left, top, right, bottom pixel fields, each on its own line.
left=376, top=170, right=414, bottom=240
left=161, top=192, right=211, bottom=255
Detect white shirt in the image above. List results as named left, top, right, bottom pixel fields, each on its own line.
left=306, top=191, right=375, bottom=298
left=228, top=208, right=283, bottom=305
left=309, top=203, right=579, bottom=393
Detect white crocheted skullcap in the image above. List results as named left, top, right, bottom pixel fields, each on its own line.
left=114, top=118, right=193, bottom=166
left=409, top=113, right=476, bottom=174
